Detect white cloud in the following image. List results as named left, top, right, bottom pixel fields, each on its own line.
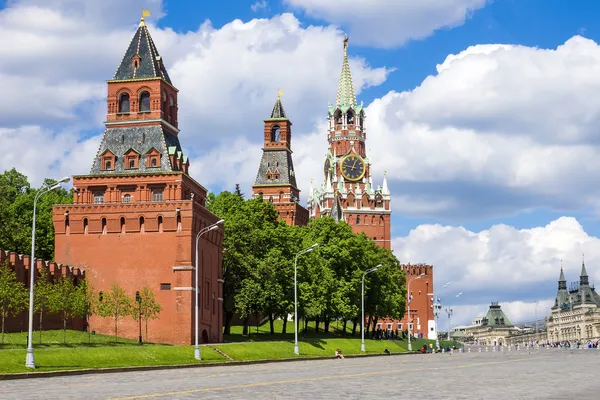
left=451, top=299, right=554, bottom=328
left=251, top=0, right=268, bottom=12
left=392, top=217, right=599, bottom=325
left=362, top=36, right=600, bottom=219
left=284, top=0, right=488, bottom=48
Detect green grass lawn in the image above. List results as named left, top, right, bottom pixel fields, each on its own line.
left=0, top=326, right=458, bottom=375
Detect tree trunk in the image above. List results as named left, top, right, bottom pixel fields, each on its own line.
left=343, top=320, right=348, bottom=336
left=115, top=315, right=118, bottom=343
left=145, top=319, right=149, bottom=343
left=88, top=313, right=91, bottom=344
left=62, top=310, right=67, bottom=343
left=269, top=313, right=275, bottom=335
left=352, top=319, right=358, bottom=336
left=1, top=313, right=4, bottom=344
left=303, top=318, right=308, bottom=334
left=366, top=315, right=373, bottom=337
left=372, top=317, right=379, bottom=335
left=281, top=316, right=287, bottom=334
left=324, top=316, right=330, bottom=333
left=242, top=316, right=249, bottom=335
left=315, top=316, right=320, bottom=333
left=223, top=311, right=234, bottom=335
left=39, top=309, right=43, bottom=344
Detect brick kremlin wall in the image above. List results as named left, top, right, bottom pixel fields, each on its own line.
left=0, top=249, right=85, bottom=333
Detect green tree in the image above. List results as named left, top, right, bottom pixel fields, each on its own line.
left=207, top=191, right=280, bottom=335
left=33, top=266, right=54, bottom=344
left=70, top=278, right=96, bottom=343
left=49, top=276, right=77, bottom=343
left=0, top=169, right=72, bottom=260
left=0, top=261, right=28, bottom=344
left=97, top=283, right=133, bottom=343
left=132, top=286, right=163, bottom=343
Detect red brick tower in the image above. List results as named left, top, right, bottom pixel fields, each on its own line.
left=307, top=37, right=391, bottom=248
left=252, top=93, right=309, bottom=226
left=52, top=16, right=224, bottom=345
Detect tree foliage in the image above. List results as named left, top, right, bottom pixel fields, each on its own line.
left=49, top=276, right=78, bottom=343
left=0, top=261, right=28, bottom=343
left=0, top=169, right=72, bottom=260
left=97, top=284, right=133, bottom=343
left=34, top=266, right=54, bottom=344
left=132, top=286, right=163, bottom=343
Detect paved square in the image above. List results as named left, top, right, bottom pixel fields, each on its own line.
left=1, top=348, right=598, bottom=399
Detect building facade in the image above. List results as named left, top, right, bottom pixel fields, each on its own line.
left=546, top=261, right=600, bottom=343
left=252, top=94, right=309, bottom=226
left=307, top=37, right=391, bottom=249
left=458, top=302, right=516, bottom=345
left=52, top=16, right=224, bottom=345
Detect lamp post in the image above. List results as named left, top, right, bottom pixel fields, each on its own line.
left=446, top=292, right=462, bottom=341
left=294, top=243, right=318, bottom=355
left=407, top=273, right=425, bottom=351
left=361, top=264, right=382, bottom=352
left=431, top=281, right=450, bottom=351
left=194, top=219, right=224, bottom=361
left=26, top=176, right=70, bottom=369
left=136, top=291, right=142, bottom=345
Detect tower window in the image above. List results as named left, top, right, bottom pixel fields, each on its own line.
left=83, top=218, right=88, bottom=234
left=120, top=217, right=126, bottom=234
left=101, top=218, right=107, bottom=235
left=152, top=189, right=163, bottom=202
left=176, top=213, right=182, bottom=232
left=139, top=91, right=150, bottom=112
left=158, top=216, right=163, bottom=233
left=123, top=194, right=131, bottom=203
left=94, top=192, right=104, bottom=204
left=65, top=217, right=70, bottom=235
left=356, top=216, right=360, bottom=225
left=347, top=110, right=355, bottom=124
left=129, top=159, right=135, bottom=169
left=105, top=160, right=112, bottom=170
left=118, top=93, right=130, bottom=113
left=140, top=216, right=145, bottom=233
left=151, top=158, right=157, bottom=167
left=334, top=110, right=342, bottom=125
left=271, top=126, right=281, bottom=142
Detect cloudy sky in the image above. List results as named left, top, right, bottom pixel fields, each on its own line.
left=2, top=0, right=600, bottom=327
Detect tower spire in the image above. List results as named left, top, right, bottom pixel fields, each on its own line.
left=269, top=90, right=287, bottom=119
left=336, top=35, right=357, bottom=108
left=580, top=253, right=589, bottom=286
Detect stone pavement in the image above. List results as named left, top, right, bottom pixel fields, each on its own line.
left=1, top=348, right=598, bottom=399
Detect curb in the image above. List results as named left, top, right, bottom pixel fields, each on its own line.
left=0, top=351, right=418, bottom=381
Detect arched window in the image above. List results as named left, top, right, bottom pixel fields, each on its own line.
left=120, top=217, right=126, bottom=234
left=101, top=218, right=107, bottom=235
left=65, top=217, right=70, bottom=235
left=152, top=189, right=163, bottom=202
left=94, top=192, right=104, bottom=204
left=139, top=216, right=145, bottom=233
left=83, top=218, right=88, bottom=235
left=169, top=96, right=175, bottom=122
left=176, top=214, right=182, bottom=232
left=118, top=93, right=130, bottom=113
left=347, top=110, right=355, bottom=124
left=271, top=126, right=281, bottom=142
left=139, top=91, right=150, bottom=112
left=279, top=191, right=284, bottom=202
left=334, top=110, right=342, bottom=125
left=105, top=160, right=112, bottom=170
left=151, top=158, right=157, bottom=167
left=123, top=194, right=131, bottom=203
left=162, top=91, right=167, bottom=115
left=356, top=216, right=360, bottom=225
left=158, top=216, right=163, bottom=233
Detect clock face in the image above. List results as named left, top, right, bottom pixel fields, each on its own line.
left=340, top=155, right=365, bottom=181
left=324, top=158, right=331, bottom=178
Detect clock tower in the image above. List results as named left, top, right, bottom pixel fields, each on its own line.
left=307, top=37, right=391, bottom=249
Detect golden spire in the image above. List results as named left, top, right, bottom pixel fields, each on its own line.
left=277, top=89, right=284, bottom=100
left=343, top=34, right=349, bottom=56
left=140, top=9, right=151, bottom=26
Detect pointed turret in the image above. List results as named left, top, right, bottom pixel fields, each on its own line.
left=336, top=36, right=357, bottom=109
left=580, top=254, right=589, bottom=286
left=269, top=91, right=287, bottom=120
left=113, top=16, right=171, bottom=84
left=558, top=266, right=567, bottom=290
left=382, top=171, right=389, bottom=195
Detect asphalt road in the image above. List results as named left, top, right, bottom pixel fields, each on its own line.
left=1, top=348, right=599, bottom=400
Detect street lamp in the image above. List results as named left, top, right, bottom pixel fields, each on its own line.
left=431, top=281, right=450, bottom=351
left=361, top=264, right=382, bottom=352
left=294, top=243, right=318, bottom=355
left=136, top=291, right=142, bottom=345
left=26, top=176, right=70, bottom=369
left=446, top=292, right=462, bottom=341
left=194, top=218, right=224, bottom=361
left=407, top=273, right=425, bottom=351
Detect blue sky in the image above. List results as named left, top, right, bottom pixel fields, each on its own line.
left=3, top=0, right=600, bottom=325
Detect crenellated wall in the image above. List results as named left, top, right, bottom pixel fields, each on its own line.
left=0, top=249, right=85, bottom=333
